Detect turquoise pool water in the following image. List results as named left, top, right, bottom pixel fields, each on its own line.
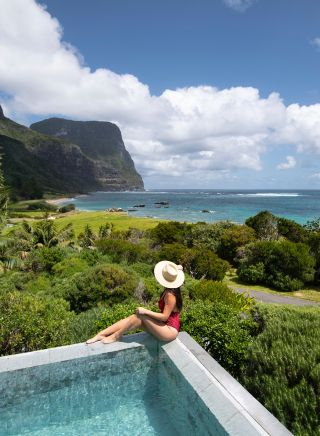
left=0, top=346, right=225, bottom=435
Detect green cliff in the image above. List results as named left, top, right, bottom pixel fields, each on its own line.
left=0, top=106, right=144, bottom=199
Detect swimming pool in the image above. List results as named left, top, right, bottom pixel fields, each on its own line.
left=0, top=333, right=291, bottom=435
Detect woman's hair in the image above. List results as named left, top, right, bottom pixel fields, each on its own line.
left=165, top=287, right=183, bottom=312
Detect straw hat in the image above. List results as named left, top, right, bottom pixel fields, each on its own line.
left=154, top=260, right=185, bottom=288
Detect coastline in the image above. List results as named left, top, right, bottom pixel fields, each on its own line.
left=46, top=197, right=74, bottom=205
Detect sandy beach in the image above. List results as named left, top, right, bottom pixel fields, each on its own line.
left=46, top=197, right=74, bottom=205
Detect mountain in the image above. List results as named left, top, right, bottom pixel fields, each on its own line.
left=0, top=106, right=144, bottom=199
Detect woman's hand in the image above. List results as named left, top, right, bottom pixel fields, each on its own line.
left=135, top=307, right=146, bottom=315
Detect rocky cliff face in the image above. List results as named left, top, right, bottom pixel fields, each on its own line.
left=30, top=117, right=143, bottom=191
left=0, top=106, right=144, bottom=199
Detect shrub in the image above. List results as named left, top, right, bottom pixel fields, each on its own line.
left=52, top=256, right=89, bottom=278
left=190, top=280, right=254, bottom=311
left=181, top=300, right=257, bottom=376
left=156, top=243, right=186, bottom=264
left=77, top=224, right=96, bottom=248
left=218, top=225, right=256, bottom=264
left=238, top=262, right=265, bottom=284
left=79, top=248, right=105, bottom=266
left=182, top=247, right=230, bottom=281
left=24, top=246, right=67, bottom=273
left=240, top=305, right=320, bottom=435
left=27, top=201, right=57, bottom=212
left=238, top=240, right=315, bottom=291
left=95, top=302, right=158, bottom=333
left=0, top=271, right=35, bottom=294
left=63, top=264, right=138, bottom=313
left=149, top=221, right=192, bottom=245
left=95, top=238, right=153, bottom=264
left=0, top=292, right=74, bottom=356
left=129, top=262, right=154, bottom=278
left=277, top=217, right=307, bottom=243
left=190, top=221, right=234, bottom=251
left=245, top=210, right=279, bottom=241
left=58, top=203, right=75, bottom=213
left=68, top=306, right=107, bottom=343
left=24, top=274, right=53, bottom=296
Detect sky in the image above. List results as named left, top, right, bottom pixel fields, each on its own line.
left=1, top=0, right=320, bottom=189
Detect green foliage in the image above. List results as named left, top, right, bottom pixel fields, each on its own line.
left=304, top=216, right=320, bottom=232
left=246, top=210, right=279, bottom=241
left=190, top=280, right=254, bottom=311
left=13, top=218, right=74, bottom=249
left=52, top=256, right=89, bottom=278
left=190, top=221, right=234, bottom=251
left=181, top=300, right=257, bottom=376
left=238, top=240, right=315, bottom=291
left=62, top=264, right=138, bottom=313
left=0, top=159, right=9, bottom=231
left=157, top=243, right=185, bottom=264
left=23, top=246, right=67, bottom=273
left=237, top=261, right=265, bottom=284
left=68, top=306, right=107, bottom=343
left=58, top=203, right=75, bottom=213
left=149, top=221, right=192, bottom=245
left=95, top=238, right=153, bottom=264
left=277, top=217, right=307, bottom=243
left=307, top=232, right=320, bottom=282
left=27, top=201, right=57, bottom=212
left=98, top=222, right=114, bottom=238
left=23, top=274, right=52, bottom=295
left=79, top=248, right=105, bottom=266
left=77, top=224, right=96, bottom=248
left=218, top=224, right=256, bottom=264
left=240, top=305, right=320, bottom=435
left=95, top=302, right=141, bottom=332
left=129, top=262, right=154, bottom=278
left=182, top=247, right=230, bottom=281
left=0, top=292, right=74, bottom=356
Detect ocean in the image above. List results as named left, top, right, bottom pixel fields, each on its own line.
left=62, top=189, right=320, bottom=224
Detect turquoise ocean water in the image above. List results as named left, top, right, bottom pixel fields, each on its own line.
left=62, top=189, right=320, bottom=224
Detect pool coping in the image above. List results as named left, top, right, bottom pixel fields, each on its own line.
left=0, top=331, right=292, bottom=435
left=173, top=332, right=292, bottom=435
left=0, top=332, right=154, bottom=373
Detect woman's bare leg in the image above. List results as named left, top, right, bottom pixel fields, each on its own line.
left=102, top=315, right=178, bottom=343
left=140, top=315, right=178, bottom=341
left=101, top=314, right=143, bottom=344
left=86, top=315, right=140, bottom=344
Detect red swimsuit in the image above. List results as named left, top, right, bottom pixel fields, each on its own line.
left=158, top=292, right=180, bottom=332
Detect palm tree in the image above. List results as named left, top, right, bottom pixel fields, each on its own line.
left=13, top=218, right=74, bottom=249
left=78, top=224, right=96, bottom=248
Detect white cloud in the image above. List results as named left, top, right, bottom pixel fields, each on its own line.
left=1, top=0, right=320, bottom=187
left=311, top=37, right=320, bottom=50
left=277, top=156, right=296, bottom=170
left=309, top=173, right=320, bottom=180
left=222, top=0, right=257, bottom=12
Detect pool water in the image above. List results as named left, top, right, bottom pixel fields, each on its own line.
left=0, top=346, right=224, bottom=436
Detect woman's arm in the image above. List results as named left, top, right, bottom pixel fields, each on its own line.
left=136, top=293, right=176, bottom=322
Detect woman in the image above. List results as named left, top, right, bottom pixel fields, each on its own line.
left=86, top=260, right=184, bottom=344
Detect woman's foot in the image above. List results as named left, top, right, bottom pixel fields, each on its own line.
left=101, top=333, right=120, bottom=344
left=86, top=334, right=104, bottom=344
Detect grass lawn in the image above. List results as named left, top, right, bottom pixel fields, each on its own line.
left=225, top=270, right=320, bottom=303
left=52, top=211, right=161, bottom=235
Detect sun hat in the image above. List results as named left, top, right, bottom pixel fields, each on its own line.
left=154, top=260, right=185, bottom=288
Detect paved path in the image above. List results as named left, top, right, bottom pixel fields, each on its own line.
left=231, top=286, right=320, bottom=307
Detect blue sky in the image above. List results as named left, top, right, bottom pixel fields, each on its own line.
left=41, top=0, right=320, bottom=105
left=1, top=0, right=320, bottom=189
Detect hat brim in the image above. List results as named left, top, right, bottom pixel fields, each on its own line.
left=154, top=260, right=185, bottom=288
